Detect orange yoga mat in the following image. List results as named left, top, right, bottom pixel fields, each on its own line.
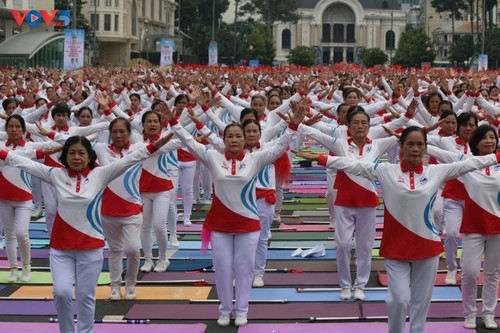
left=9, top=285, right=211, bottom=300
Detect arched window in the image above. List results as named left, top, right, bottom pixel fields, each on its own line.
left=322, top=4, right=356, bottom=44
left=282, top=29, right=291, bottom=49
left=385, top=30, right=395, bottom=50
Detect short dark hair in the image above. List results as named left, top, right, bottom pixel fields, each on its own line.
left=242, top=119, right=261, bottom=133
left=2, top=98, right=17, bottom=111
left=346, top=105, right=369, bottom=124
left=109, top=117, right=131, bottom=133
left=223, top=123, right=244, bottom=139
left=59, top=136, right=97, bottom=170
left=5, top=114, right=26, bottom=132
left=469, top=124, right=499, bottom=156
left=240, top=108, right=258, bottom=122
left=457, top=112, right=478, bottom=131
left=400, top=126, right=427, bottom=146
left=51, top=103, right=71, bottom=118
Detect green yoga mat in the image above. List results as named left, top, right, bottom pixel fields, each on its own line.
left=288, top=198, right=327, bottom=204
left=0, top=271, right=111, bottom=285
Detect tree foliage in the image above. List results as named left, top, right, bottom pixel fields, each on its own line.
left=481, top=27, right=500, bottom=69
left=54, top=0, right=91, bottom=31
left=359, top=48, right=388, bottom=68
left=240, top=0, right=299, bottom=28
left=448, top=35, right=474, bottom=68
left=393, top=29, right=435, bottom=68
left=289, top=46, right=316, bottom=67
left=430, top=0, right=468, bottom=42
left=244, top=23, right=276, bottom=65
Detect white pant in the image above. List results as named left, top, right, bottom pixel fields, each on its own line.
left=50, top=247, right=103, bottom=333
left=193, top=161, right=212, bottom=202
left=211, top=231, right=259, bottom=316
left=334, top=205, right=375, bottom=289
left=31, top=176, right=43, bottom=209
left=41, top=181, right=57, bottom=236
left=326, top=169, right=337, bottom=225
left=140, top=191, right=170, bottom=261
left=102, top=214, right=142, bottom=287
left=461, top=233, right=500, bottom=317
left=385, top=256, right=439, bottom=333
left=254, top=199, right=274, bottom=276
left=442, top=199, right=464, bottom=271
left=167, top=168, right=179, bottom=235
left=178, top=160, right=196, bottom=221
left=0, top=200, right=31, bottom=268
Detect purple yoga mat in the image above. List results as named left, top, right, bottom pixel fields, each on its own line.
left=126, top=302, right=360, bottom=320
left=0, top=300, right=77, bottom=315
left=362, top=302, right=500, bottom=319
left=0, top=322, right=207, bottom=333
left=237, top=321, right=465, bottom=333
left=141, top=272, right=339, bottom=286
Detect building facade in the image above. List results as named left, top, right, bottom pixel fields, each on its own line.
left=274, top=0, right=406, bottom=65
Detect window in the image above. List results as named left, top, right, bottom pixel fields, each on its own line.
left=104, top=14, right=111, bottom=31
left=132, top=0, right=137, bottom=35
left=346, top=24, right=355, bottom=43
left=105, top=0, right=111, bottom=6
left=115, top=14, right=119, bottom=31
left=322, top=24, right=330, bottom=42
left=90, top=13, right=99, bottom=31
left=151, top=0, right=155, bottom=20
left=91, top=0, right=100, bottom=6
left=281, top=29, right=291, bottom=49
left=333, top=24, right=344, bottom=43
left=142, top=0, right=146, bottom=17
left=115, top=0, right=119, bottom=6
left=159, top=0, right=162, bottom=20
left=385, top=30, right=395, bottom=50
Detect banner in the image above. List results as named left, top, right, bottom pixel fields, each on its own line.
left=478, top=54, right=488, bottom=72
left=160, top=39, right=174, bottom=67
left=208, top=41, right=218, bottom=66
left=63, top=29, right=85, bottom=71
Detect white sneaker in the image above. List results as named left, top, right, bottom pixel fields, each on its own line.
left=140, top=259, right=154, bottom=272
left=353, top=288, right=365, bottom=300
left=252, top=274, right=264, bottom=287
left=235, top=315, right=248, bottom=327
left=20, top=265, right=31, bottom=282
left=483, top=315, right=498, bottom=329
left=183, top=219, right=192, bottom=227
left=445, top=270, right=457, bottom=285
left=217, top=314, right=230, bottom=326
left=340, top=288, right=352, bottom=300
left=169, top=234, right=180, bottom=247
left=31, top=207, right=43, bottom=218
left=464, top=313, right=476, bottom=329
left=125, top=285, right=136, bottom=300
left=109, top=285, right=121, bottom=301
left=273, top=212, right=281, bottom=223
left=7, top=268, right=18, bottom=283
left=153, top=259, right=170, bottom=272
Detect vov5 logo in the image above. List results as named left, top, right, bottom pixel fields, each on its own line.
left=11, top=10, right=70, bottom=27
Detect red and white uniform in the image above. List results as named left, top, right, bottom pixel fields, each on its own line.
left=318, top=152, right=500, bottom=333
left=0, top=143, right=159, bottom=333
left=171, top=119, right=297, bottom=318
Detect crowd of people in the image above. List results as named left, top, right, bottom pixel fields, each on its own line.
left=0, top=63, right=500, bottom=332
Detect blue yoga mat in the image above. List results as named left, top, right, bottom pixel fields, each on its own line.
left=29, top=230, right=49, bottom=239
left=170, top=250, right=336, bottom=260
left=249, top=287, right=462, bottom=302
left=29, top=223, right=47, bottom=231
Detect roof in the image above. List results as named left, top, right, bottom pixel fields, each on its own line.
left=296, top=0, right=401, bottom=10
left=0, top=31, right=64, bottom=58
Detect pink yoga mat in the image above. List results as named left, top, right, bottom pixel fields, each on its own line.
left=237, top=321, right=465, bottom=333
left=177, top=223, right=203, bottom=232
left=0, top=322, right=207, bottom=333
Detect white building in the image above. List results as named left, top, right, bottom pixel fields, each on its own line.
left=273, top=0, right=406, bottom=65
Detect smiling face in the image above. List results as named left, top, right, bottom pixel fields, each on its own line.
left=476, top=129, right=498, bottom=155
left=401, top=130, right=427, bottom=169
left=224, top=125, right=245, bottom=157
left=66, top=143, right=90, bottom=172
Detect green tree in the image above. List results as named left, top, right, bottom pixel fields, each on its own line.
left=244, top=23, right=275, bottom=65
left=289, top=46, right=316, bottom=66
left=54, top=0, right=91, bottom=31
left=359, top=48, right=388, bottom=68
left=481, top=27, right=500, bottom=69
left=430, top=0, right=468, bottom=43
left=393, top=29, right=435, bottom=68
left=240, top=0, right=299, bottom=29
left=448, top=35, right=474, bottom=68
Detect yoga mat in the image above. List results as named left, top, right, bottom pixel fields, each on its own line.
left=0, top=300, right=76, bottom=315
left=286, top=184, right=325, bottom=189
left=289, top=189, right=326, bottom=194
left=249, top=287, right=462, bottom=302
left=286, top=198, right=326, bottom=204
left=0, top=322, right=207, bottom=333
left=284, top=193, right=324, bottom=199
left=267, top=232, right=333, bottom=241
left=178, top=241, right=207, bottom=250
left=282, top=204, right=328, bottom=211
left=279, top=223, right=333, bottom=232
left=101, top=258, right=213, bottom=272
left=10, top=285, right=212, bottom=300
left=29, top=230, right=50, bottom=239
left=377, top=271, right=483, bottom=287
left=0, top=271, right=110, bottom=285
left=237, top=321, right=466, bottom=333
left=169, top=249, right=336, bottom=260
left=176, top=223, right=203, bottom=232
left=141, top=272, right=339, bottom=286
left=126, top=302, right=360, bottom=320
left=270, top=241, right=336, bottom=250
left=29, top=223, right=48, bottom=231
left=292, top=211, right=330, bottom=217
